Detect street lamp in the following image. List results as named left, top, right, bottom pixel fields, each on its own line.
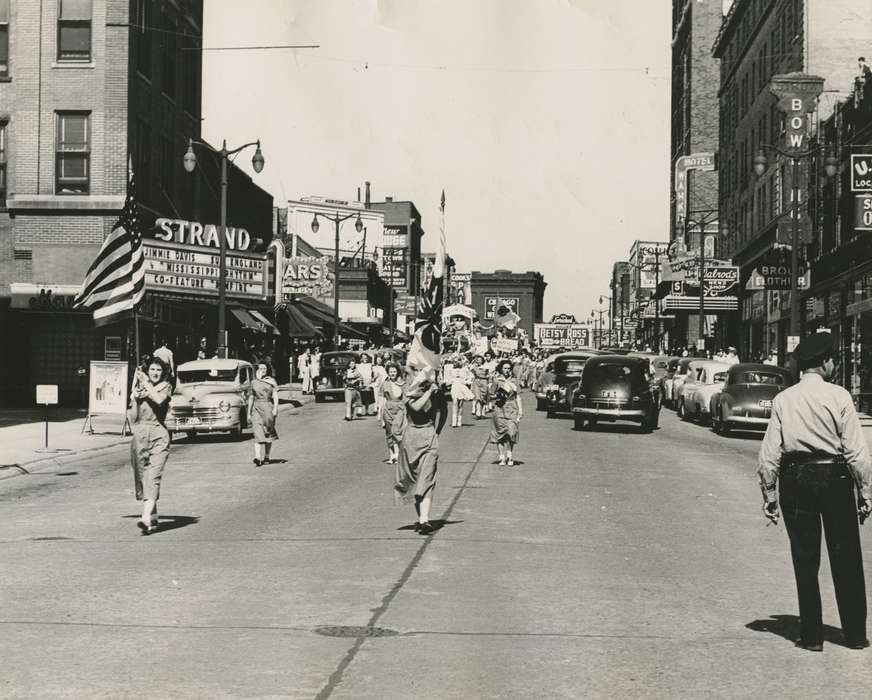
left=752, top=143, right=839, bottom=338
left=183, top=138, right=265, bottom=358
left=311, top=211, right=364, bottom=347
left=599, top=294, right=613, bottom=346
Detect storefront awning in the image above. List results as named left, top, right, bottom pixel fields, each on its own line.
left=662, top=295, right=738, bottom=312
left=284, top=304, right=322, bottom=339
left=291, top=298, right=368, bottom=340
left=230, top=308, right=280, bottom=335
left=248, top=310, right=280, bottom=336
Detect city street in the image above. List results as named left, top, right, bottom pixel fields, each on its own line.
left=1, top=393, right=871, bottom=698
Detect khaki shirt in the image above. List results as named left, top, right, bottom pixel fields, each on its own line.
left=758, top=373, right=872, bottom=501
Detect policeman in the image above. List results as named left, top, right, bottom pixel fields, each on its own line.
left=758, top=332, right=872, bottom=651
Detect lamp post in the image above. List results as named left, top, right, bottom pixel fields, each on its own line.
left=753, top=144, right=838, bottom=338
left=682, top=210, right=718, bottom=356
left=310, top=211, right=364, bottom=347
left=599, top=295, right=612, bottom=346
left=183, top=138, right=264, bottom=359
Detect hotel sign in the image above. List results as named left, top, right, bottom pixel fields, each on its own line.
left=143, top=239, right=268, bottom=300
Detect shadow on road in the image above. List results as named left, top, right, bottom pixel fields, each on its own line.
left=746, top=614, right=850, bottom=647
left=395, top=519, right=464, bottom=533
left=123, top=514, right=200, bottom=533
left=575, top=424, right=651, bottom=435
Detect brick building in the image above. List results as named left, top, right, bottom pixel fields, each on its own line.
left=468, top=270, right=546, bottom=339
left=0, top=1, right=275, bottom=406
left=711, top=0, right=872, bottom=361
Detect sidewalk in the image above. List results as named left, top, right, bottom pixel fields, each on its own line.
left=0, top=383, right=311, bottom=478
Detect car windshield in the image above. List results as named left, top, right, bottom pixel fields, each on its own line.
left=739, top=371, right=786, bottom=385
left=713, top=371, right=728, bottom=383
left=556, top=359, right=586, bottom=373
left=323, top=354, right=356, bottom=366
left=178, top=368, right=238, bottom=383
left=597, top=363, right=632, bottom=379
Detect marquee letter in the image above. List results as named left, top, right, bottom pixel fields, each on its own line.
left=189, top=221, right=204, bottom=246
left=204, top=224, right=219, bottom=248
left=237, top=228, right=250, bottom=251
left=225, top=227, right=237, bottom=250
left=155, top=218, right=173, bottom=242
left=791, top=98, right=802, bottom=111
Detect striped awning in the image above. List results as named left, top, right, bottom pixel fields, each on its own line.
left=662, top=295, right=738, bottom=312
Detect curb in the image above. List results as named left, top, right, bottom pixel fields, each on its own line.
left=0, top=392, right=315, bottom=482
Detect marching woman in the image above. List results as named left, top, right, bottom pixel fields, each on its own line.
left=394, top=367, right=447, bottom=535
left=371, top=354, right=388, bottom=424
left=490, top=359, right=523, bottom=466
left=247, top=362, right=280, bottom=467
left=357, top=353, right=376, bottom=416
left=129, top=357, right=173, bottom=535
left=449, top=355, right=474, bottom=428
left=380, top=362, right=405, bottom=464
left=343, top=358, right=364, bottom=421
left=471, top=354, right=490, bottom=418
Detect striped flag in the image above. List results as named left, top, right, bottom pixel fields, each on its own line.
left=73, top=162, right=146, bottom=326
left=407, top=191, right=446, bottom=372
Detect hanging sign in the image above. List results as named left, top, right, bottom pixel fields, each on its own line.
left=281, top=256, right=333, bottom=297
left=855, top=193, right=872, bottom=232
left=769, top=73, right=825, bottom=153
left=851, top=154, right=872, bottom=192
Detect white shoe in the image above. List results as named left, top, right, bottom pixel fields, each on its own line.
left=498, top=457, right=506, bottom=466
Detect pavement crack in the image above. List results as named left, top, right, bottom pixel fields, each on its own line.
left=314, top=433, right=492, bottom=700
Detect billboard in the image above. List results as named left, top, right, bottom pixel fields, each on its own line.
left=382, top=247, right=408, bottom=288
left=282, top=256, right=333, bottom=298
left=534, top=323, right=590, bottom=348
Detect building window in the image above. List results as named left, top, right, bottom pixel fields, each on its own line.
left=56, top=112, right=90, bottom=194
left=0, top=121, right=7, bottom=207
left=134, top=0, right=152, bottom=78
left=0, top=0, right=9, bottom=77
left=161, top=13, right=176, bottom=98
left=58, top=0, right=92, bottom=62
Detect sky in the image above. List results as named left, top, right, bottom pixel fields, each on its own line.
left=202, top=0, right=672, bottom=320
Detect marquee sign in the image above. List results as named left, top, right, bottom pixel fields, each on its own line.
left=153, top=218, right=253, bottom=251
left=143, top=239, right=268, bottom=300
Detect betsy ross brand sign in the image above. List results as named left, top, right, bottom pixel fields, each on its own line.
left=535, top=324, right=589, bottom=348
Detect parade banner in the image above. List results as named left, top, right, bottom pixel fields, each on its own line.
left=143, top=239, right=267, bottom=300
left=87, top=361, right=129, bottom=416
left=492, top=337, right=519, bottom=354
left=534, top=323, right=590, bottom=348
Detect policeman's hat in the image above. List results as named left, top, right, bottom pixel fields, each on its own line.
left=794, top=332, right=834, bottom=369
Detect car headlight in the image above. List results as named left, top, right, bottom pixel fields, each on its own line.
left=218, top=400, right=231, bottom=413
left=546, top=383, right=559, bottom=392
left=320, top=377, right=329, bottom=386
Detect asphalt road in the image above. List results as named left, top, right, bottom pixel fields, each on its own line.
left=1, top=393, right=871, bottom=698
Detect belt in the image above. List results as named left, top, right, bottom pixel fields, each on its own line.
left=782, top=452, right=846, bottom=467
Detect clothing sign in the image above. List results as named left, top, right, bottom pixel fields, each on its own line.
left=534, top=323, right=590, bottom=348
left=850, top=154, right=872, bottom=192
left=143, top=240, right=267, bottom=300
left=36, top=385, right=58, bottom=405
left=88, top=361, right=129, bottom=416
left=485, top=297, right=519, bottom=320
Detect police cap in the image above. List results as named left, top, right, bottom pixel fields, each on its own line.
left=794, top=332, right=834, bottom=366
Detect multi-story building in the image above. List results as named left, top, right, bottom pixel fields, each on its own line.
left=711, top=0, right=872, bottom=360
left=0, top=1, right=276, bottom=406
left=468, top=270, right=546, bottom=339
left=610, top=261, right=632, bottom=347
left=670, top=0, right=729, bottom=349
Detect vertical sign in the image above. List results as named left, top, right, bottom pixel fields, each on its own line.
left=673, top=153, right=716, bottom=239
left=769, top=73, right=825, bottom=153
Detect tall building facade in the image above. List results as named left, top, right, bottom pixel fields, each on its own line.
left=610, top=261, right=632, bottom=346
left=0, top=1, right=276, bottom=406
left=711, top=0, right=872, bottom=361
left=468, top=270, right=546, bottom=339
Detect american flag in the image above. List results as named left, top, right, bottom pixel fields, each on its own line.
left=407, top=191, right=446, bottom=371
left=73, top=162, right=145, bottom=326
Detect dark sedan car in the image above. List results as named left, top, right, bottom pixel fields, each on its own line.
left=314, top=351, right=373, bottom=404
left=543, top=350, right=604, bottom=418
left=710, top=363, right=793, bottom=435
left=570, top=355, right=660, bottom=432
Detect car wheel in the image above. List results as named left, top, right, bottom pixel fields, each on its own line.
left=536, top=398, right=546, bottom=411
left=573, top=415, right=585, bottom=431
left=546, top=409, right=555, bottom=419
left=651, top=409, right=659, bottom=429
left=186, top=431, right=197, bottom=440
left=314, top=393, right=324, bottom=403
left=699, top=407, right=710, bottom=426
left=711, top=411, right=721, bottom=434
left=677, top=399, right=686, bottom=420
left=721, top=417, right=731, bottom=436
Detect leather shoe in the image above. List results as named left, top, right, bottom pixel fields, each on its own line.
left=418, top=521, right=436, bottom=535
left=794, top=640, right=823, bottom=652
left=845, top=638, right=870, bottom=650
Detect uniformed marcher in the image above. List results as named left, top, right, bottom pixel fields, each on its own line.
left=758, top=332, right=872, bottom=651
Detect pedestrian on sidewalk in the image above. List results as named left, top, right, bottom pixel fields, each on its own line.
left=490, top=359, right=522, bottom=466
left=248, top=362, right=279, bottom=467
left=380, top=362, right=404, bottom=464
left=343, top=358, right=364, bottom=421
left=129, top=357, right=173, bottom=535
left=394, top=367, right=446, bottom=535
left=298, top=348, right=313, bottom=394
left=758, top=332, right=872, bottom=652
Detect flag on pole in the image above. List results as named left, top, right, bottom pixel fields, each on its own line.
left=73, top=160, right=145, bottom=326
left=407, top=190, right=446, bottom=372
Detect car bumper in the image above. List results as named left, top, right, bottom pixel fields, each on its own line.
left=315, top=388, right=344, bottom=398
left=168, top=415, right=239, bottom=432
left=724, top=415, right=770, bottom=427
left=572, top=407, right=647, bottom=420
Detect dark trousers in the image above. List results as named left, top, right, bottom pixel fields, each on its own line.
left=780, top=462, right=867, bottom=644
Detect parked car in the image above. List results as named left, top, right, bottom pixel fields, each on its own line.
left=535, top=359, right=557, bottom=411
left=710, top=363, right=793, bottom=435
left=660, top=358, right=682, bottom=406
left=570, top=355, right=660, bottom=432
left=315, top=350, right=372, bottom=403
left=678, top=361, right=730, bottom=423
left=167, top=359, right=254, bottom=438
left=543, top=350, right=605, bottom=417
left=671, top=358, right=703, bottom=410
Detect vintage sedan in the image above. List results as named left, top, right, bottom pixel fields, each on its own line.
left=678, top=361, right=730, bottom=424
left=535, top=359, right=557, bottom=411
left=167, top=359, right=254, bottom=438
left=664, top=357, right=695, bottom=408
left=710, top=363, right=793, bottom=435
left=570, top=355, right=660, bottom=432
left=543, top=350, right=604, bottom=417
left=315, top=351, right=369, bottom=403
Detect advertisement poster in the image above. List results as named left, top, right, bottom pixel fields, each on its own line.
left=88, top=361, right=129, bottom=416
left=492, top=338, right=519, bottom=353
left=534, top=324, right=590, bottom=348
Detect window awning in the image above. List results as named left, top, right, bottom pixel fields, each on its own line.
left=230, top=308, right=280, bottom=335
left=284, top=304, right=322, bottom=339
left=248, top=309, right=280, bottom=336
left=291, top=298, right=368, bottom=339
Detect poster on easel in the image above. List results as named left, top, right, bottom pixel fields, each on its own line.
left=83, top=361, right=130, bottom=435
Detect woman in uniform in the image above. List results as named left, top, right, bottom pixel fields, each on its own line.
left=380, top=362, right=404, bottom=464
left=449, top=355, right=474, bottom=428
left=394, top=367, right=446, bottom=535
left=490, top=359, right=523, bottom=466
left=129, top=357, right=173, bottom=535
left=247, top=362, right=280, bottom=466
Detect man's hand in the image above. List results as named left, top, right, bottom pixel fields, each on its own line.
left=858, top=499, right=872, bottom=525
left=763, top=500, right=780, bottom=525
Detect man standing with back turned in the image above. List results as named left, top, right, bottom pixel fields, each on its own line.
left=758, top=332, right=872, bottom=651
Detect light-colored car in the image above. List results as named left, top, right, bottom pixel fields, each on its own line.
left=678, top=361, right=730, bottom=423
left=167, top=359, right=254, bottom=438
left=665, top=357, right=695, bottom=409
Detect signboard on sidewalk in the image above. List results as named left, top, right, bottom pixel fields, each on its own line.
left=534, top=323, right=590, bottom=348
left=36, top=385, right=58, bottom=405
left=87, top=361, right=129, bottom=417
